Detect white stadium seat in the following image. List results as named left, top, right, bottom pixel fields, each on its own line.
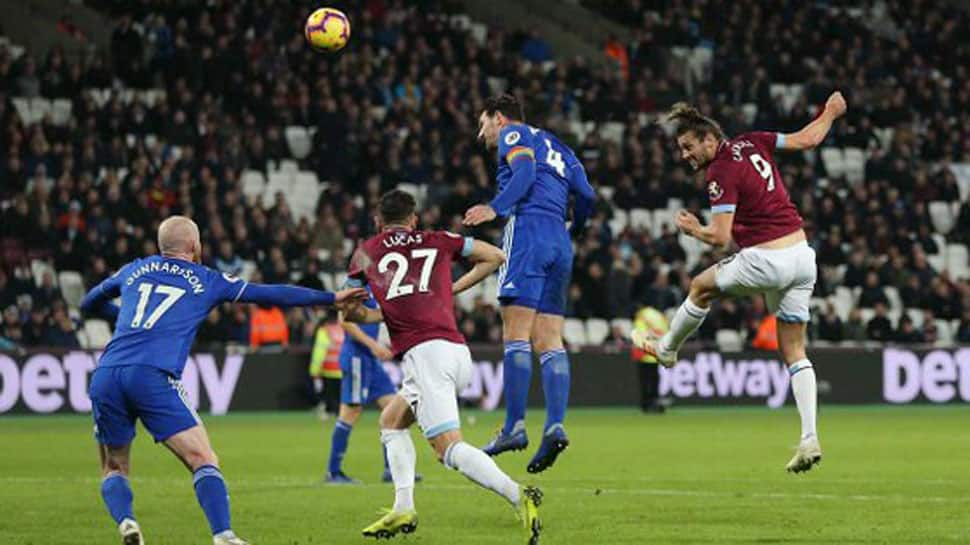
left=610, top=318, right=633, bottom=339
left=945, top=244, right=969, bottom=280
left=820, top=148, right=845, bottom=179
left=285, top=126, right=312, bottom=160
left=30, top=259, right=55, bottom=288
left=563, top=318, right=588, bottom=347
left=240, top=170, right=266, bottom=204
left=935, top=320, right=953, bottom=346
left=907, top=309, right=925, bottom=330
left=585, top=318, right=610, bottom=344
left=82, top=319, right=113, bottom=349
left=715, top=329, right=743, bottom=352
left=629, top=208, right=651, bottom=230
left=883, top=286, right=902, bottom=312
left=843, top=147, right=866, bottom=184
left=652, top=209, right=674, bottom=235
left=929, top=201, right=954, bottom=234
left=51, top=99, right=73, bottom=126
left=58, top=271, right=85, bottom=309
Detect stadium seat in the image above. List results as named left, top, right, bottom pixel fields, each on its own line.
left=609, top=208, right=628, bottom=235
left=610, top=318, right=633, bottom=339
left=58, top=271, right=85, bottom=309
left=480, top=275, right=499, bottom=306
left=883, top=286, right=902, bottom=312
left=628, top=208, right=650, bottom=230
left=291, top=171, right=322, bottom=223
left=285, top=126, right=312, bottom=159
left=563, top=318, right=588, bottom=347
left=929, top=201, right=954, bottom=234
left=820, top=148, right=845, bottom=179
left=9, top=44, right=25, bottom=60
left=469, top=22, right=487, bottom=45
left=715, top=329, right=743, bottom=352
left=859, top=308, right=875, bottom=325
left=319, top=272, right=335, bottom=291
left=907, top=309, right=925, bottom=329
left=585, top=318, right=610, bottom=344
left=51, top=99, right=72, bottom=126
left=935, top=320, right=953, bottom=346
left=741, top=103, right=758, bottom=125
left=652, top=209, right=674, bottom=234
left=279, top=159, right=299, bottom=174
left=240, top=170, right=266, bottom=204
left=874, top=127, right=895, bottom=152
left=262, top=172, right=294, bottom=208
left=396, top=183, right=425, bottom=207
left=843, top=147, right=866, bottom=184
left=30, top=259, right=55, bottom=288
left=455, top=283, right=481, bottom=313
left=12, top=97, right=31, bottom=124
left=945, top=244, right=969, bottom=280
left=598, top=185, right=615, bottom=202
left=599, top=122, right=625, bottom=146
left=82, top=319, right=113, bottom=349
left=928, top=253, right=946, bottom=273
left=239, top=260, right=257, bottom=281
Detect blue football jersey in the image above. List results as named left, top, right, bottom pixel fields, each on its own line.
left=341, top=287, right=381, bottom=357
left=93, top=255, right=248, bottom=376
left=495, top=123, right=584, bottom=219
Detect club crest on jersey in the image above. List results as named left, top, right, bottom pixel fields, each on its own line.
left=504, top=131, right=520, bottom=146
left=708, top=180, right=724, bottom=201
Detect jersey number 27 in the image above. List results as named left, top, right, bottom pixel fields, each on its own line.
left=378, top=249, right=438, bottom=300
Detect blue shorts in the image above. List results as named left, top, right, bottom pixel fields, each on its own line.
left=89, top=365, right=200, bottom=446
left=339, top=350, right=397, bottom=405
left=497, top=213, right=573, bottom=315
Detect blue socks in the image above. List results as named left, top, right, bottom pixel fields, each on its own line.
left=328, top=420, right=353, bottom=474
left=502, top=341, right=532, bottom=435
left=540, top=349, right=570, bottom=431
left=101, top=474, right=134, bottom=524
left=193, top=465, right=231, bottom=535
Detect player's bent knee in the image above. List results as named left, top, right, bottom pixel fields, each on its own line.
left=339, top=404, right=363, bottom=423
left=429, top=430, right=463, bottom=464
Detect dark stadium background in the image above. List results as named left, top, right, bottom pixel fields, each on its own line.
left=0, top=0, right=968, bottom=407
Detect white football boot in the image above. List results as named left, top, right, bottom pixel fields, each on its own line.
left=785, top=435, right=822, bottom=474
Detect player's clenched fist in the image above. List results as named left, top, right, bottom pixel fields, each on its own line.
left=463, top=204, right=497, bottom=226
left=675, top=209, right=701, bottom=237
left=334, top=287, right=368, bottom=305
left=825, top=91, right=847, bottom=119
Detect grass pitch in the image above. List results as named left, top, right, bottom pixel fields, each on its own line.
left=2, top=406, right=969, bottom=544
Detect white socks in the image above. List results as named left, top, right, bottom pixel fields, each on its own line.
left=443, top=441, right=520, bottom=506
left=659, top=298, right=710, bottom=354
left=788, top=359, right=818, bottom=440
left=381, top=429, right=417, bottom=512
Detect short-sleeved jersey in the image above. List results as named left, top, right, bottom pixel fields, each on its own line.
left=496, top=123, right=583, bottom=219
left=95, top=255, right=248, bottom=375
left=340, top=286, right=381, bottom=357
left=348, top=229, right=472, bottom=356
left=705, top=132, right=803, bottom=248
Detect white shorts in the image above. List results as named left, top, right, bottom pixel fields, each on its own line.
left=715, top=241, right=817, bottom=323
left=399, top=339, right=474, bottom=439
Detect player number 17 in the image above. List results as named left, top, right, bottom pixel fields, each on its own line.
left=132, top=282, right=186, bottom=329
left=749, top=153, right=775, bottom=191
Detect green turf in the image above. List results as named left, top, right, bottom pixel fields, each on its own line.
left=2, top=406, right=969, bottom=544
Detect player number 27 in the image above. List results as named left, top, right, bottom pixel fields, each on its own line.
left=379, top=249, right=438, bottom=300
left=749, top=153, right=775, bottom=191
left=131, top=283, right=186, bottom=329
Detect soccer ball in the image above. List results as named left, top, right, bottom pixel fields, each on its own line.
left=304, top=7, right=351, bottom=52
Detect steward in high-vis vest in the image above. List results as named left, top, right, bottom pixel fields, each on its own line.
left=309, top=313, right=345, bottom=417
left=631, top=306, right=669, bottom=413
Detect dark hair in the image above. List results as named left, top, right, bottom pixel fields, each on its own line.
left=483, top=93, right=525, bottom=121
left=379, top=189, right=417, bottom=225
left=666, top=102, right=725, bottom=140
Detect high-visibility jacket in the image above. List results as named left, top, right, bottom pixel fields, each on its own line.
left=631, top=306, right=669, bottom=364
left=249, top=306, right=289, bottom=348
left=309, top=322, right=344, bottom=379
left=605, top=39, right=629, bottom=80
left=751, top=315, right=779, bottom=351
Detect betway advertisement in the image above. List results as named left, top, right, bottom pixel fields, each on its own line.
left=0, top=346, right=967, bottom=414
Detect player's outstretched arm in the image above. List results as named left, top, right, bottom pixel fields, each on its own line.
left=79, top=276, right=122, bottom=322
left=779, top=91, right=847, bottom=151
left=235, top=283, right=366, bottom=308
left=453, top=239, right=506, bottom=295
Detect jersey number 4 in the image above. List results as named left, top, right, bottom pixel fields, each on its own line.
left=131, top=282, right=186, bottom=329
left=544, top=139, right=566, bottom=177
left=378, top=249, right=438, bottom=300
left=750, top=153, right=775, bottom=191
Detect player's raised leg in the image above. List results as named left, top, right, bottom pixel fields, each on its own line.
left=634, top=265, right=718, bottom=366
left=164, top=426, right=248, bottom=545
left=528, top=312, right=570, bottom=474
left=483, top=304, right=534, bottom=456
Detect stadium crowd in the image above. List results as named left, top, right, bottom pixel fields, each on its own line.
left=1, top=0, right=969, bottom=351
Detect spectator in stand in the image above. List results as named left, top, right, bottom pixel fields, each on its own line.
left=957, top=309, right=970, bottom=343
left=893, top=314, right=924, bottom=344
left=866, top=303, right=893, bottom=342
left=45, top=306, right=79, bottom=348
left=858, top=272, right=889, bottom=308
left=817, top=303, right=844, bottom=342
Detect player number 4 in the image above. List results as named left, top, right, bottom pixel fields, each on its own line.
left=749, top=153, right=775, bottom=191
left=379, top=249, right=438, bottom=300
left=544, top=138, right=566, bottom=177
left=132, top=283, right=186, bottom=329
